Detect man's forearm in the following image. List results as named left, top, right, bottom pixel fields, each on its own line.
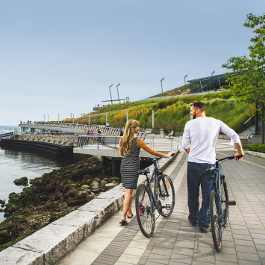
left=234, top=142, right=244, bottom=155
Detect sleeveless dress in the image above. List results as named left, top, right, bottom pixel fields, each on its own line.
left=120, top=137, right=141, bottom=189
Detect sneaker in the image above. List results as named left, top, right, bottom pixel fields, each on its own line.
left=188, top=217, right=197, bottom=226
left=199, top=227, right=208, bottom=233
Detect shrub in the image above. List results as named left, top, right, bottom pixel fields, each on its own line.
left=246, top=144, right=265, bottom=153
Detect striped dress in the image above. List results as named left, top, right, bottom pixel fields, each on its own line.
left=120, top=137, right=141, bottom=189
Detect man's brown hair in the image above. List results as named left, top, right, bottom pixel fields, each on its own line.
left=191, top=101, right=206, bottom=112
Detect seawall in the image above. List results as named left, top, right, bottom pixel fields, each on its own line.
left=0, top=136, right=75, bottom=163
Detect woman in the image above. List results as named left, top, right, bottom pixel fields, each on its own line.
left=119, top=119, right=172, bottom=226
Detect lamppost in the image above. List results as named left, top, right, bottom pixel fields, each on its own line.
left=184, top=74, right=188, bottom=85
left=160, top=78, right=164, bottom=93
left=109, top=84, right=113, bottom=104
left=116, top=83, right=120, bottom=102
left=211, top=71, right=215, bottom=91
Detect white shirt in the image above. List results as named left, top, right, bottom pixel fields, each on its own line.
left=182, top=117, right=240, bottom=164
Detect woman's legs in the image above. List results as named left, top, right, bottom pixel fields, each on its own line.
left=121, top=189, right=133, bottom=221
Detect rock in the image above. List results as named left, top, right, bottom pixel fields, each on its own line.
left=64, top=189, right=77, bottom=199
left=105, top=183, right=118, bottom=188
left=91, top=181, right=99, bottom=190
left=76, top=191, right=88, bottom=199
left=111, top=177, right=120, bottom=182
left=14, top=177, right=28, bottom=186
left=100, top=180, right=108, bottom=187
left=81, top=185, right=90, bottom=190
left=0, top=199, right=5, bottom=206
left=0, top=231, right=9, bottom=244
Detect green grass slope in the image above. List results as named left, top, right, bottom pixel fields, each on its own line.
left=63, top=90, right=254, bottom=133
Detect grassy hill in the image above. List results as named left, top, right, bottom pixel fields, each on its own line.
left=62, top=89, right=254, bottom=134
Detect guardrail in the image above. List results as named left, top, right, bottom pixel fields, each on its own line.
left=77, top=135, right=121, bottom=149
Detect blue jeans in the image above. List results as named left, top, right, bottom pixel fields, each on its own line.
left=187, top=162, right=214, bottom=228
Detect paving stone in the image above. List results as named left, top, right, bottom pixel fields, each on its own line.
left=215, top=253, right=238, bottom=263
left=235, top=245, right=258, bottom=253
left=118, top=253, right=141, bottom=264
left=151, top=247, right=173, bottom=256
left=172, top=246, right=194, bottom=256
left=237, top=252, right=261, bottom=262
left=238, top=260, right=262, bottom=265
left=234, top=238, right=255, bottom=247
left=170, top=253, right=193, bottom=264
left=193, top=253, right=215, bottom=263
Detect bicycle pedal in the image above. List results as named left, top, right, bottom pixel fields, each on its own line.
left=228, top=200, right=236, bottom=206
left=166, top=204, right=171, bottom=210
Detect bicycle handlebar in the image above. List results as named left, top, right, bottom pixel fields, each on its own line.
left=152, top=152, right=176, bottom=162
left=217, top=154, right=243, bottom=162
left=206, top=154, right=244, bottom=174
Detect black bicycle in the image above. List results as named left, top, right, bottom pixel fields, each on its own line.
left=135, top=156, right=175, bottom=238
left=208, top=155, right=243, bottom=252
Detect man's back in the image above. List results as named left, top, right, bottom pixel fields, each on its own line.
left=182, top=117, right=239, bottom=164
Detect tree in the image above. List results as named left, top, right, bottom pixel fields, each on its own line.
left=222, top=13, right=265, bottom=143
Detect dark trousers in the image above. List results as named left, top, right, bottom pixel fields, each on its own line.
left=187, top=162, right=214, bottom=228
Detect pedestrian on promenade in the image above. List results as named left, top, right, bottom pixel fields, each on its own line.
left=168, top=130, right=174, bottom=138
left=119, top=119, right=173, bottom=226
left=182, top=101, right=244, bottom=233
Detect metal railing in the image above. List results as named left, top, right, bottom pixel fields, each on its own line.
left=77, top=135, right=121, bottom=149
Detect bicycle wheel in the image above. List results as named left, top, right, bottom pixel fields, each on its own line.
left=135, top=183, right=155, bottom=238
left=157, top=174, right=175, bottom=217
left=220, top=175, right=229, bottom=224
left=210, top=190, right=223, bottom=252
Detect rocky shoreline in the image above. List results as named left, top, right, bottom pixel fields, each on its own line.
left=0, top=156, right=120, bottom=251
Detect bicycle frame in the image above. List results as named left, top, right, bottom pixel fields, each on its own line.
left=211, top=160, right=224, bottom=222
left=210, top=155, right=242, bottom=225
left=141, top=159, right=162, bottom=213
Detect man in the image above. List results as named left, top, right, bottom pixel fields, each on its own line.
left=182, top=101, right=244, bottom=233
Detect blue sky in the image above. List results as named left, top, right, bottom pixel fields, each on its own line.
left=0, top=0, right=264, bottom=125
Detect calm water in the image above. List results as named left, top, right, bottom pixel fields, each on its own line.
left=0, top=146, right=65, bottom=222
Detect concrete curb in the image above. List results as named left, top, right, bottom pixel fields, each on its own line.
left=245, top=150, right=265, bottom=159
left=0, top=153, right=178, bottom=265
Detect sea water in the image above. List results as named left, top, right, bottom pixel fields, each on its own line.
left=0, top=146, right=64, bottom=222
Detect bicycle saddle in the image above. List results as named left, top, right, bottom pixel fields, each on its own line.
left=138, top=168, right=150, bottom=175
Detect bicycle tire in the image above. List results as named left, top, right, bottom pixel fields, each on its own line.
left=220, top=175, right=229, bottom=224
left=135, top=183, right=155, bottom=238
left=157, top=174, right=175, bottom=217
left=210, top=190, right=223, bottom=252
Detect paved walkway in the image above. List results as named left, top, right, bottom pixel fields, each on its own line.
left=57, top=142, right=265, bottom=265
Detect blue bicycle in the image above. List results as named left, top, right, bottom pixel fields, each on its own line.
left=208, top=155, right=243, bottom=252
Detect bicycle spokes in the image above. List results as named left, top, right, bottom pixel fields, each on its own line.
left=157, top=175, right=175, bottom=217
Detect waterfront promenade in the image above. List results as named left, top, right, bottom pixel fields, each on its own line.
left=57, top=141, right=265, bottom=265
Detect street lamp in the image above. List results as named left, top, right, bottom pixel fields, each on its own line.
left=184, top=74, right=188, bottom=85
left=109, top=84, right=113, bottom=104
left=160, top=78, right=164, bottom=93
left=211, top=71, right=215, bottom=76
left=116, top=83, right=120, bottom=102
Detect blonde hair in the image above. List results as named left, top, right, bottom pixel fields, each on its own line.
left=120, top=119, right=139, bottom=155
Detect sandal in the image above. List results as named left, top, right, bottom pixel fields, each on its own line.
left=127, top=214, right=134, bottom=218
left=119, top=220, right=128, bottom=226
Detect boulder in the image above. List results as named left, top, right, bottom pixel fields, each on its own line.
left=14, top=177, right=28, bottom=186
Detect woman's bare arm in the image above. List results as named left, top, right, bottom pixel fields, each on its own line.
left=137, top=138, right=172, bottom=158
